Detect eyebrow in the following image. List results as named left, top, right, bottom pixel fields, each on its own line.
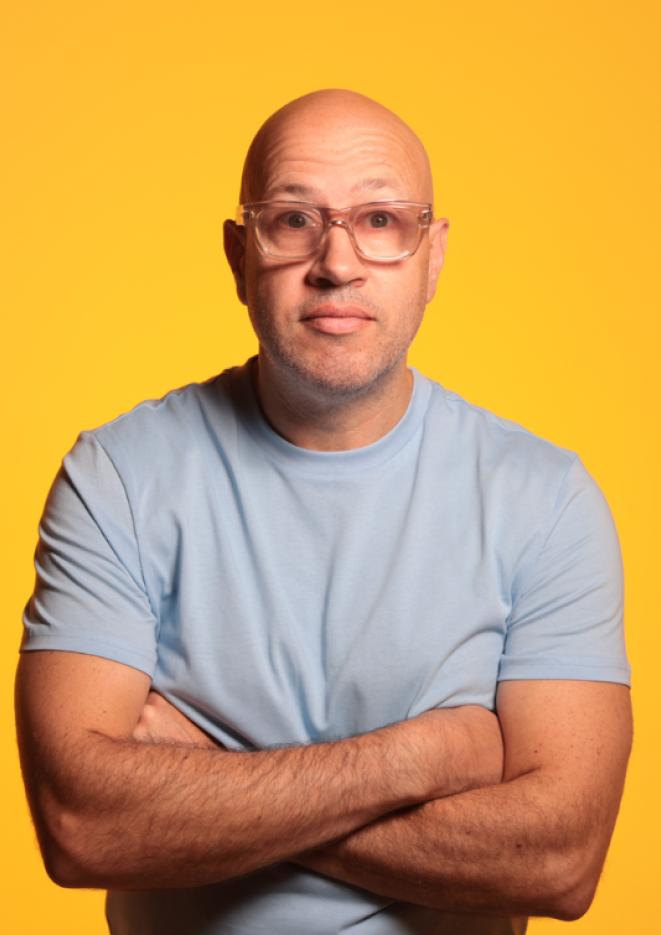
left=267, top=183, right=320, bottom=198
left=265, top=178, right=399, bottom=200
left=350, top=177, right=397, bottom=193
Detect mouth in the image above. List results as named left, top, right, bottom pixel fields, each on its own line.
left=302, top=304, right=374, bottom=320
left=301, top=305, right=375, bottom=335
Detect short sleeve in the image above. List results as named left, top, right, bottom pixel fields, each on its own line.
left=498, top=455, right=631, bottom=685
left=21, top=431, right=159, bottom=676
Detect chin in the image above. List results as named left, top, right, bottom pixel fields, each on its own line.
left=278, top=349, right=402, bottom=401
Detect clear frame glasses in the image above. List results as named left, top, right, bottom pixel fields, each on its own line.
left=236, top=200, right=434, bottom=263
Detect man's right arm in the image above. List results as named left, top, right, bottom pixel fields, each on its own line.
left=15, top=649, right=502, bottom=891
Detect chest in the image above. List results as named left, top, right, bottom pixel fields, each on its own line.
left=145, top=455, right=515, bottom=747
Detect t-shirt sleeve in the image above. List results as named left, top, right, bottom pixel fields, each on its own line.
left=498, top=455, right=631, bottom=685
left=21, top=430, right=159, bottom=676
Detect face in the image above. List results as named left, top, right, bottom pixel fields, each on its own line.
left=225, top=105, right=449, bottom=400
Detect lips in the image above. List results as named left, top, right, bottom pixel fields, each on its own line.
left=301, top=305, right=375, bottom=335
left=301, top=304, right=374, bottom=321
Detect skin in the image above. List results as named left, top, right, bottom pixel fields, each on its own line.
left=224, top=89, right=449, bottom=450
left=15, top=90, right=633, bottom=921
left=15, top=651, right=503, bottom=888
left=133, top=680, right=632, bottom=918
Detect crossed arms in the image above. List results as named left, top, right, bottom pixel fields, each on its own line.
left=15, top=650, right=632, bottom=921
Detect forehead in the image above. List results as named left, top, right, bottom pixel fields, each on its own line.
left=248, top=120, right=432, bottom=206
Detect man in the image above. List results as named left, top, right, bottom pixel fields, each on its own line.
left=16, top=90, right=632, bottom=935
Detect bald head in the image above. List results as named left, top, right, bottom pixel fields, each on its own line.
left=239, top=89, right=434, bottom=207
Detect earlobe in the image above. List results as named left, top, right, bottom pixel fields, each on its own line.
left=426, top=218, right=449, bottom=304
left=223, top=220, right=247, bottom=306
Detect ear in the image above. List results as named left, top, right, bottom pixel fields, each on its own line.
left=223, top=219, right=247, bottom=306
left=426, top=217, right=449, bottom=304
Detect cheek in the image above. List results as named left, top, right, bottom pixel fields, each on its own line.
left=244, top=244, right=278, bottom=309
left=382, top=261, right=429, bottom=316
left=246, top=259, right=304, bottom=314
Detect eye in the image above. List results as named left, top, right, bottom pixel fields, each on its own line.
left=367, top=211, right=392, bottom=228
left=280, top=211, right=312, bottom=229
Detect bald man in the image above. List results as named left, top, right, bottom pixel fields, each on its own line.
left=17, top=90, right=631, bottom=935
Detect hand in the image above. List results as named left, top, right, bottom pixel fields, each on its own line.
left=132, top=691, right=222, bottom=750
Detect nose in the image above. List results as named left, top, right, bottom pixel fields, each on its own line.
left=306, top=220, right=367, bottom=289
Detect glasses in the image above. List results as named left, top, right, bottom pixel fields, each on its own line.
left=236, top=200, right=434, bottom=263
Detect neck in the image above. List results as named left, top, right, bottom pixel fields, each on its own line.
left=250, top=356, right=414, bottom=451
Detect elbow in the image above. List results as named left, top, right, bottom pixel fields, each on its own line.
left=535, top=848, right=601, bottom=922
left=35, top=804, right=102, bottom=889
left=546, top=884, right=595, bottom=923
left=43, top=848, right=88, bottom=890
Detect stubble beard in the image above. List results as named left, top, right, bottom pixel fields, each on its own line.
left=250, top=299, right=422, bottom=407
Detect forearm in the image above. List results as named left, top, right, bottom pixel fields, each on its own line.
left=29, top=707, right=492, bottom=890
left=33, top=723, right=415, bottom=888
left=295, top=770, right=603, bottom=921
left=295, top=681, right=633, bottom=922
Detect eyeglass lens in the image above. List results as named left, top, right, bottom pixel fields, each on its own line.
left=255, top=205, right=424, bottom=259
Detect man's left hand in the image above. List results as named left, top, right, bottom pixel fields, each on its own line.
left=133, top=690, right=222, bottom=750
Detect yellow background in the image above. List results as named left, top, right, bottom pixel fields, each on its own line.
left=2, top=1, right=659, bottom=932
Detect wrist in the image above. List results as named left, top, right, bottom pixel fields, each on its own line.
left=405, top=706, right=504, bottom=800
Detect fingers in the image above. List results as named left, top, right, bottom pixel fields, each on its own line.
left=133, top=691, right=222, bottom=750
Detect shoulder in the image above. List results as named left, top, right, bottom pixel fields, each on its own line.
left=65, top=366, right=245, bottom=474
left=91, top=374, right=218, bottom=447
left=422, top=375, right=579, bottom=505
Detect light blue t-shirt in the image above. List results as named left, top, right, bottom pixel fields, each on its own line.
left=21, top=358, right=630, bottom=935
